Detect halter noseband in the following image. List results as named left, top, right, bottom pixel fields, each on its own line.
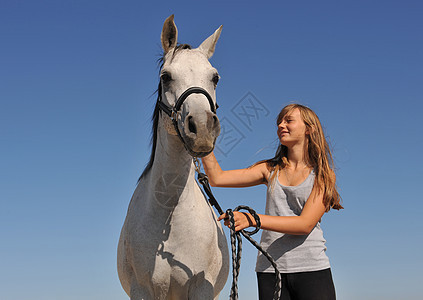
left=158, top=87, right=217, bottom=120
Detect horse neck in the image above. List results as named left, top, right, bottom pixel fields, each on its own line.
left=155, top=119, right=193, bottom=168
left=146, top=122, right=196, bottom=207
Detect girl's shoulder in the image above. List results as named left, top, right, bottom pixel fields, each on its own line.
left=248, top=160, right=274, bottom=185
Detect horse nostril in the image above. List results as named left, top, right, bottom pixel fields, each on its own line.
left=188, top=116, right=197, bottom=134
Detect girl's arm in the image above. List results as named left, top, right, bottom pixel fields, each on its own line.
left=218, top=188, right=326, bottom=235
left=201, top=152, right=269, bottom=188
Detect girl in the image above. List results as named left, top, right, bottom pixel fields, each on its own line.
left=201, top=104, right=343, bottom=300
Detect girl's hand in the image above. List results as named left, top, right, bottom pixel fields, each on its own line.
left=218, top=211, right=256, bottom=232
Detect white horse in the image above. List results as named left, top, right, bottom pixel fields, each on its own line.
left=118, top=15, right=229, bottom=299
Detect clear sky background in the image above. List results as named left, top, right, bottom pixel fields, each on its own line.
left=1, top=1, right=422, bottom=299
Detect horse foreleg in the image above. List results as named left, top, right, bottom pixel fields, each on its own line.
left=130, top=281, right=155, bottom=300
left=187, top=272, right=216, bottom=300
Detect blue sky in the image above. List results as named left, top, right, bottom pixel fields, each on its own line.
left=1, top=0, right=422, bottom=299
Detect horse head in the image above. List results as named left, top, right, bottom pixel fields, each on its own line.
left=158, top=15, right=222, bottom=157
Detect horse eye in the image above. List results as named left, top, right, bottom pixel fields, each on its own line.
left=161, top=72, right=172, bottom=84
left=212, top=74, right=220, bottom=87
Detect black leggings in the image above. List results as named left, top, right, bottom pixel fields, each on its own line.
left=257, top=268, right=336, bottom=300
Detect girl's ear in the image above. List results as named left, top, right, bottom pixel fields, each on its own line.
left=306, top=126, right=315, bottom=135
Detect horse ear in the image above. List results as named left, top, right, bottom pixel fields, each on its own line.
left=198, top=25, right=222, bottom=59
left=161, top=15, right=178, bottom=53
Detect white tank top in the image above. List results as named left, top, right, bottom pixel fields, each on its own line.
left=255, top=170, right=331, bottom=273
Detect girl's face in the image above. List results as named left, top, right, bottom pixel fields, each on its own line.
left=277, top=108, right=308, bottom=147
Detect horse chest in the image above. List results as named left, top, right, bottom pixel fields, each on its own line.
left=128, top=188, right=219, bottom=262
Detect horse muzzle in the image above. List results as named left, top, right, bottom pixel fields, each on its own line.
left=158, top=87, right=220, bottom=157
left=179, top=111, right=220, bottom=157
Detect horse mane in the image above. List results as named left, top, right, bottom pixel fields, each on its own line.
left=138, top=44, right=192, bottom=182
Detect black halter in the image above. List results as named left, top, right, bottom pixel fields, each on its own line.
left=158, top=87, right=217, bottom=119
left=157, top=86, right=218, bottom=157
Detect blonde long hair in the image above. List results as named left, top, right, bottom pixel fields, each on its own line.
left=263, top=104, right=343, bottom=211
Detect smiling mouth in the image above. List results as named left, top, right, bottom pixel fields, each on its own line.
left=278, top=132, right=289, bottom=140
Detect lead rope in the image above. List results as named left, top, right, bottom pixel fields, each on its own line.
left=193, top=158, right=282, bottom=300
